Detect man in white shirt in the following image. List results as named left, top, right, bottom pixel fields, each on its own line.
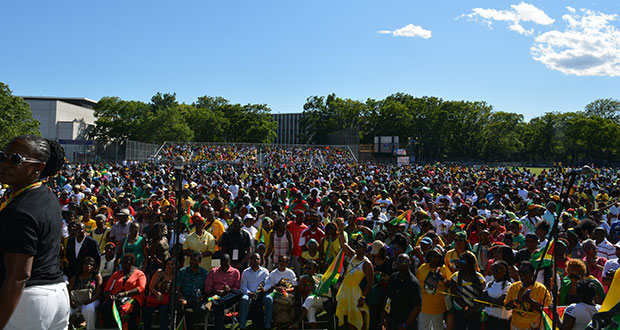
left=602, top=243, right=620, bottom=287
left=520, top=204, right=543, bottom=236
left=594, top=227, right=616, bottom=260
left=263, top=256, right=297, bottom=329
left=238, top=253, right=269, bottom=329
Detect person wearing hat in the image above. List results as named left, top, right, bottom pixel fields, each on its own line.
left=109, top=208, right=132, bottom=244
left=382, top=254, right=422, bottom=330
left=91, top=213, right=111, bottom=254
left=300, top=239, right=320, bottom=265
left=183, top=214, right=216, bottom=271
left=416, top=246, right=452, bottom=330
left=445, top=231, right=479, bottom=273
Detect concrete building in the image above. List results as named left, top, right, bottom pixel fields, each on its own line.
left=272, top=112, right=303, bottom=145
left=22, top=96, right=97, bottom=162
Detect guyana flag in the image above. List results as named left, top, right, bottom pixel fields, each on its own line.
left=531, top=240, right=554, bottom=269
left=388, top=209, right=412, bottom=226
left=543, top=306, right=566, bottom=330
left=112, top=301, right=123, bottom=330
left=313, top=249, right=345, bottom=296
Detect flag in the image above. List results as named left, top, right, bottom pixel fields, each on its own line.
left=531, top=240, right=555, bottom=269
left=175, top=316, right=186, bottom=330
left=542, top=306, right=565, bottom=330
left=313, top=249, right=345, bottom=296
left=112, top=301, right=123, bottom=330
left=389, top=209, right=412, bottom=226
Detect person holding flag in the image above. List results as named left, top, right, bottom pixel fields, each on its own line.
left=504, top=261, right=551, bottom=330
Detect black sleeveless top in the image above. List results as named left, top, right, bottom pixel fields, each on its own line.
left=0, top=186, right=64, bottom=287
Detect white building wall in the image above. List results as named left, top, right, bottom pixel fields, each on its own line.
left=27, top=100, right=58, bottom=139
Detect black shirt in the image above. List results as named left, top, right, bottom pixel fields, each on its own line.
left=385, top=270, right=422, bottom=330
left=219, top=229, right=252, bottom=262
left=0, top=186, right=64, bottom=287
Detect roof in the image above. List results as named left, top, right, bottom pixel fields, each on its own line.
left=20, top=96, right=97, bottom=109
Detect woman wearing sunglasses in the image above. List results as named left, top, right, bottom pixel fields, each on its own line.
left=559, top=258, right=605, bottom=306
left=0, top=135, right=68, bottom=330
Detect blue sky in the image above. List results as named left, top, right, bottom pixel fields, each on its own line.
left=1, top=0, right=619, bottom=120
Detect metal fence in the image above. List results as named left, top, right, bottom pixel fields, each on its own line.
left=125, top=140, right=162, bottom=162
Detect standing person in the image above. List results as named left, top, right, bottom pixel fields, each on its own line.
left=482, top=260, right=512, bottom=330
left=183, top=214, right=216, bottom=270
left=504, top=261, right=551, bottom=330
left=449, top=253, right=485, bottom=330
left=0, top=135, right=70, bottom=330
left=287, top=212, right=308, bottom=274
left=416, top=246, right=452, bottom=330
left=381, top=253, right=422, bottom=330
left=66, top=221, right=101, bottom=279
left=335, top=231, right=374, bottom=330
left=110, top=208, right=132, bottom=244
left=561, top=279, right=601, bottom=330
left=219, top=216, right=253, bottom=270
left=117, top=222, right=148, bottom=268
left=266, top=219, right=292, bottom=269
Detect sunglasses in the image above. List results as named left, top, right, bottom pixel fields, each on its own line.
left=0, top=151, right=42, bottom=166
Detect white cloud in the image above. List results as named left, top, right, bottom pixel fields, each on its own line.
left=531, top=9, right=620, bottom=76
left=377, top=24, right=432, bottom=39
left=461, top=2, right=554, bottom=35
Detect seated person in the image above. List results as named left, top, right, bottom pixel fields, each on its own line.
left=238, top=253, right=270, bottom=329
left=204, top=253, right=242, bottom=330
left=264, top=255, right=298, bottom=329
left=68, top=256, right=103, bottom=329
left=176, top=252, right=209, bottom=329
left=293, top=260, right=332, bottom=328
left=100, top=253, right=147, bottom=330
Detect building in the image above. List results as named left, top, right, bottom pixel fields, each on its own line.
left=22, top=96, right=97, bottom=162
left=272, top=112, right=303, bottom=145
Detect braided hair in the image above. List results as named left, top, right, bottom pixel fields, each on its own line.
left=13, top=135, right=65, bottom=178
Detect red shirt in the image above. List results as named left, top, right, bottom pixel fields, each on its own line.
left=205, top=265, right=240, bottom=295
left=287, top=221, right=308, bottom=257
left=299, top=227, right=325, bottom=248
left=104, top=268, right=147, bottom=306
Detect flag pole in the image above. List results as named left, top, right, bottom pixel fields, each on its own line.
left=534, top=166, right=592, bottom=329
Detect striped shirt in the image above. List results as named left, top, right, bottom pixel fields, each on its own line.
left=597, top=239, right=616, bottom=260
left=450, top=271, right=486, bottom=311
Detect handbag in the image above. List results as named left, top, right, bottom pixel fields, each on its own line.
left=70, top=288, right=93, bottom=305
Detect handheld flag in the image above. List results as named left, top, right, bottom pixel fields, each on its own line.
left=313, top=249, right=345, bottom=296
left=531, top=240, right=554, bottom=269
left=112, top=300, right=123, bottom=330
left=389, top=209, right=412, bottom=226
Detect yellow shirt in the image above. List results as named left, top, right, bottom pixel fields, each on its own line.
left=205, top=219, right=225, bottom=251
left=444, top=249, right=479, bottom=272
left=81, top=219, right=97, bottom=234
left=301, top=250, right=320, bottom=261
left=91, top=227, right=110, bottom=253
left=255, top=228, right=271, bottom=252
left=183, top=231, right=216, bottom=270
left=416, top=263, right=453, bottom=315
left=504, top=281, right=551, bottom=329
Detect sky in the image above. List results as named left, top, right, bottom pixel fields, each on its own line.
left=1, top=0, right=619, bottom=120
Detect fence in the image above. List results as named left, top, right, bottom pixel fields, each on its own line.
left=125, top=140, right=162, bottom=162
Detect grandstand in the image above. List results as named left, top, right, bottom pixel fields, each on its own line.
left=151, top=142, right=357, bottom=166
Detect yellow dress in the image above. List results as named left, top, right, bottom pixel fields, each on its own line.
left=336, top=256, right=370, bottom=330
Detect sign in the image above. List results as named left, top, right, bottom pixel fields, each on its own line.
left=393, top=148, right=407, bottom=156
left=397, top=156, right=410, bottom=165
left=58, top=139, right=94, bottom=145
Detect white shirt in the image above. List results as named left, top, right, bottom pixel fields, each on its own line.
left=603, top=258, right=620, bottom=279
left=520, top=216, right=541, bottom=236
left=264, top=268, right=297, bottom=290
left=597, top=239, right=616, bottom=260
left=242, top=225, right=258, bottom=245
left=433, top=218, right=453, bottom=236
left=565, top=303, right=600, bottom=330
left=484, top=280, right=512, bottom=319
left=75, top=236, right=85, bottom=258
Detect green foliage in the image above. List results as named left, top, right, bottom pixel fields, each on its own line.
left=92, top=93, right=276, bottom=144
left=302, top=93, right=620, bottom=164
left=0, top=83, right=40, bottom=147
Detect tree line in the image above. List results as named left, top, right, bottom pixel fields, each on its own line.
left=2, top=80, right=620, bottom=164
left=300, top=93, right=620, bottom=164
left=90, top=93, right=277, bottom=144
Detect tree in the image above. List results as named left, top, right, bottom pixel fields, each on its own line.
left=90, top=97, right=149, bottom=142
left=584, top=98, right=620, bottom=123
left=0, top=82, right=40, bottom=147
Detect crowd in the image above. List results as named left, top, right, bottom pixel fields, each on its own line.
left=156, top=143, right=356, bottom=166
left=4, top=142, right=620, bottom=330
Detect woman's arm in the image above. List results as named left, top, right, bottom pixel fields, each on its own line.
left=90, top=274, right=104, bottom=302
left=358, top=261, right=374, bottom=307
left=0, top=253, right=33, bottom=329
